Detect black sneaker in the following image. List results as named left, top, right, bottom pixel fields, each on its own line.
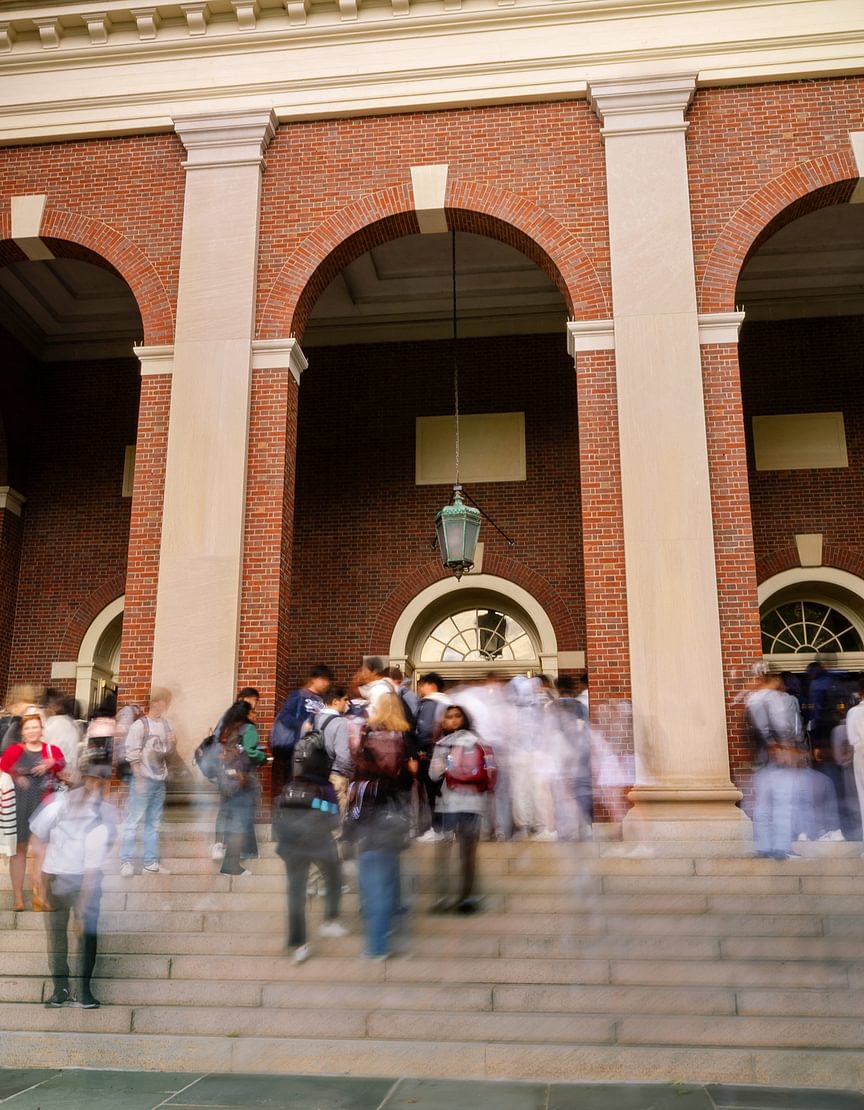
left=45, top=987, right=73, bottom=1008
left=72, top=992, right=101, bottom=1009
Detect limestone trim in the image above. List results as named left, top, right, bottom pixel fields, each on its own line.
left=567, top=319, right=615, bottom=354
left=410, top=164, right=449, bottom=235
left=0, top=487, right=26, bottom=516
left=697, top=311, right=745, bottom=345
left=173, top=108, right=277, bottom=169
left=251, top=338, right=307, bottom=383
left=10, top=194, right=55, bottom=262
left=795, top=533, right=823, bottom=568
left=134, top=344, right=174, bottom=375
left=75, top=594, right=124, bottom=716
left=587, top=73, right=696, bottom=138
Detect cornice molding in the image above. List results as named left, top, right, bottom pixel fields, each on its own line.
left=587, top=73, right=697, bottom=137
left=567, top=319, right=615, bottom=354
left=251, top=338, right=307, bottom=383
left=174, top=107, right=277, bottom=168
left=697, top=311, right=746, bottom=344
left=134, top=343, right=174, bottom=374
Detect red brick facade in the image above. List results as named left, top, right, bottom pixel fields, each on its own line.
left=0, top=78, right=860, bottom=810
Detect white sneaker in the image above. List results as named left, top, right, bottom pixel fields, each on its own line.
left=416, top=829, right=444, bottom=843
left=143, top=862, right=171, bottom=875
left=818, top=829, right=845, bottom=842
left=293, top=944, right=311, bottom=964
left=797, top=833, right=809, bottom=842
left=531, top=830, right=558, bottom=842
left=319, top=920, right=349, bottom=939
left=237, top=869, right=252, bottom=878
left=210, top=843, right=226, bottom=860
left=119, top=862, right=134, bottom=879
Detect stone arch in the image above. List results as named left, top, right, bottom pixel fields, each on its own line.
left=757, top=545, right=864, bottom=588
left=257, top=180, right=609, bottom=341
left=0, top=207, right=174, bottom=345
left=367, top=554, right=579, bottom=660
left=699, top=152, right=859, bottom=313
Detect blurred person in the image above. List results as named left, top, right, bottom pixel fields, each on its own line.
left=0, top=684, right=39, bottom=754
left=747, top=672, right=806, bottom=860
left=44, top=690, right=83, bottom=782
left=832, top=713, right=862, bottom=841
left=274, top=744, right=347, bottom=964
left=211, top=700, right=267, bottom=873
left=345, top=693, right=415, bottom=959
left=213, top=687, right=260, bottom=739
left=414, top=672, right=449, bottom=842
left=210, top=692, right=264, bottom=861
left=119, top=688, right=175, bottom=877
left=271, top=665, right=333, bottom=785
left=0, top=706, right=65, bottom=911
left=555, top=675, right=593, bottom=840
left=429, top=704, right=494, bottom=914
left=507, top=676, right=557, bottom=841
left=83, top=696, right=117, bottom=778
left=575, top=673, right=589, bottom=719
left=113, top=699, right=143, bottom=782
left=30, top=761, right=117, bottom=1008
left=388, top=665, right=419, bottom=724
left=843, top=678, right=864, bottom=845
left=312, top=685, right=353, bottom=821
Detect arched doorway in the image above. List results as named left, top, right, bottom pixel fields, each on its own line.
left=758, top=569, right=864, bottom=674
left=282, top=229, right=586, bottom=687
left=388, top=574, right=569, bottom=684
left=75, top=596, right=124, bottom=716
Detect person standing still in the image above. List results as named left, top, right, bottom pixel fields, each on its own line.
left=119, top=689, right=175, bottom=876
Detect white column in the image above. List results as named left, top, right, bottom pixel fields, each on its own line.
left=150, top=109, right=276, bottom=757
left=588, top=76, right=748, bottom=839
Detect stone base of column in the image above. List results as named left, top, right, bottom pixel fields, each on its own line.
left=622, top=786, right=752, bottom=841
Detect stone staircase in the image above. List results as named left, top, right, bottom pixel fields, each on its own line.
left=1, top=819, right=864, bottom=1091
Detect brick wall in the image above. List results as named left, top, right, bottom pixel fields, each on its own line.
left=742, top=316, right=864, bottom=574
left=0, top=327, right=139, bottom=697
left=283, top=332, right=584, bottom=688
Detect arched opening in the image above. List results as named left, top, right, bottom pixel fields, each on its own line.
left=737, top=197, right=864, bottom=648
left=388, top=574, right=567, bottom=684
left=75, top=596, right=124, bottom=715
left=0, top=245, right=142, bottom=699
left=758, top=569, right=864, bottom=673
left=282, top=228, right=584, bottom=687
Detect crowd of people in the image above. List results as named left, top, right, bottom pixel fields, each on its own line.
left=3, top=656, right=864, bottom=1005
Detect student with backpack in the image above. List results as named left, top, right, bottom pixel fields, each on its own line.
left=274, top=744, right=348, bottom=964
left=345, top=693, right=415, bottom=959
left=210, top=700, right=267, bottom=872
left=119, top=689, right=176, bottom=877
left=428, top=704, right=495, bottom=914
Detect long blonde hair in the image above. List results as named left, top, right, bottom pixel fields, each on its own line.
left=367, top=692, right=409, bottom=733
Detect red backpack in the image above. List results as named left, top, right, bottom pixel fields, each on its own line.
left=357, top=727, right=406, bottom=779
left=444, top=741, right=497, bottom=793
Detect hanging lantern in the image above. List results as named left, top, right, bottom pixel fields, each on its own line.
left=436, top=485, right=481, bottom=580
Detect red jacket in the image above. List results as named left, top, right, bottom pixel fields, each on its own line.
left=0, top=742, right=65, bottom=801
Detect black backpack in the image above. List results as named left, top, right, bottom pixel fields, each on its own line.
left=293, top=717, right=337, bottom=776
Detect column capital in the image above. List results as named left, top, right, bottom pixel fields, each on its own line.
left=252, top=338, right=308, bottom=384
left=567, top=319, right=615, bottom=356
left=173, top=108, right=278, bottom=170
left=587, top=74, right=697, bottom=139
left=0, top=486, right=26, bottom=516
left=134, top=344, right=174, bottom=375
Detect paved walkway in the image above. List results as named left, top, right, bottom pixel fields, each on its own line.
left=0, top=1071, right=861, bottom=1109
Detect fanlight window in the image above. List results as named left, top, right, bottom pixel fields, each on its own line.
left=419, top=608, right=536, bottom=663
left=760, top=601, right=864, bottom=654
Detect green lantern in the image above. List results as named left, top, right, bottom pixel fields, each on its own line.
left=436, top=486, right=481, bottom=580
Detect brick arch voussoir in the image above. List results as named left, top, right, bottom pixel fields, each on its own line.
left=59, top=576, right=126, bottom=662
left=699, top=153, right=859, bottom=314
left=367, top=556, right=579, bottom=659
left=259, top=181, right=608, bottom=341
left=37, top=208, right=174, bottom=345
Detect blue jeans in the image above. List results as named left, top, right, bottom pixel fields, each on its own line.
left=219, top=787, right=257, bottom=876
left=754, top=763, right=798, bottom=854
left=121, top=776, right=166, bottom=865
left=357, top=847, right=400, bottom=957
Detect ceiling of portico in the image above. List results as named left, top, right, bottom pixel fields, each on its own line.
left=0, top=206, right=860, bottom=360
